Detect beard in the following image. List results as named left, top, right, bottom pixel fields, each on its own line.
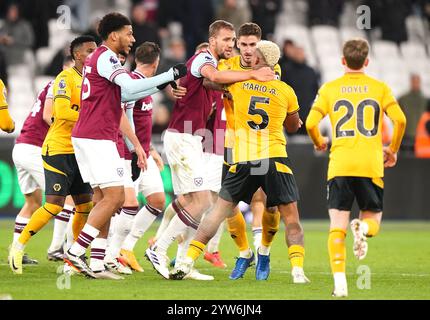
left=218, top=50, right=232, bottom=60
left=119, top=49, right=128, bottom=57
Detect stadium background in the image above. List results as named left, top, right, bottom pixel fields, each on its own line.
left=0, top=0, right=429, bottom=219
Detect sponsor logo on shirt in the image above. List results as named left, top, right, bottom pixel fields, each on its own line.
left=141, top=102, right=153, bottom=111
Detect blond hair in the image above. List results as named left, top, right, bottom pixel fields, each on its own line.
left=343, top=38, right=369, bottom=70
left=256, top=40, right=280, bottom=68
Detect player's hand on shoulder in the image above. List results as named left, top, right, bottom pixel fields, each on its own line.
left=170, top=63, right=187, bottom=80
left=315, top=136, right=329, bottom=152
left=251, top=67, right=275, bottom=82
left=383, top=146, right=397, bottom=168
left=298, top=118, right=303, bottom=128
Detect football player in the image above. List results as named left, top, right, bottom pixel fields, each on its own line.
left=305, top=38, right=406, bottom=297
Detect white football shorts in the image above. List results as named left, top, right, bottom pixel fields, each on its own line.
left=72, top=137, right=124, bottom=189
left=163, top=130, right=208, bottom=195
left=12, top=143, right=45, bottom=194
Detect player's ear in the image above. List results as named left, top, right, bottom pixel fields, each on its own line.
left=341, top=56, right=346, bottom=66
left=111, top=31, right=118, bottom=42
left=209, top=36, right=216, bottom=47
left=363, top=58, right=369, bottom=67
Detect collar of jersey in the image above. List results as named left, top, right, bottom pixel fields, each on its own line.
left=73, top=66, right=82, bottom=77
left=239, top=58, right=252, bottom=70
left=133, top=70, right=146, bottom=79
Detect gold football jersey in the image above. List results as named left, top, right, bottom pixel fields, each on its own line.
left=228, top=79, right=299, bottom=162
left=310, top=73, right=399, bottom=179
left=219, top=55, right=282, bottom=149
left=42, top=67, right=82, bottom=155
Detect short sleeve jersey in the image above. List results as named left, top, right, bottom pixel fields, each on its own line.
left=168, top=50, right=217, bottom=135
left=219, top=55, right=282, bottom=148
left=43, top=67, right=82, bottom=155
left=72, top=45, right=128, bottom=142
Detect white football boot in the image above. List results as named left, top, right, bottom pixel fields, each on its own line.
left=145, top=247, right=170, bottom=279
left=332, top=272, right=348, bottom=298
left=291, top=266, right=310, bottom=284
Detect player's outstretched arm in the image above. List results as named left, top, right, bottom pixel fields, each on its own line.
left=117, top=64, right=187, bottom=102
left=384, top=103, right=407, bottom=167
left=201, top=64, right=275, bottom=84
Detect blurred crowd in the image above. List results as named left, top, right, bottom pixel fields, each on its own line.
left=1, top=0, right=430, bottom=156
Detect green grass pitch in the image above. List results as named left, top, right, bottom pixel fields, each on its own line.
left=0, top=219, right=429, bottom=300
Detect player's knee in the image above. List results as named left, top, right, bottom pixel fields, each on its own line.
left=75, top=201, right=93, bottom=215
left=25, top=196, right=42, bottom=213
left=193, top=191, right=212, bottom=212
left=286, top=222, right=303, bottom=236
left=45, top=195, right=65, bottom=208
left=147, top=192, right=165, bottom=211
left=148, top=198, right=165, bottom=211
